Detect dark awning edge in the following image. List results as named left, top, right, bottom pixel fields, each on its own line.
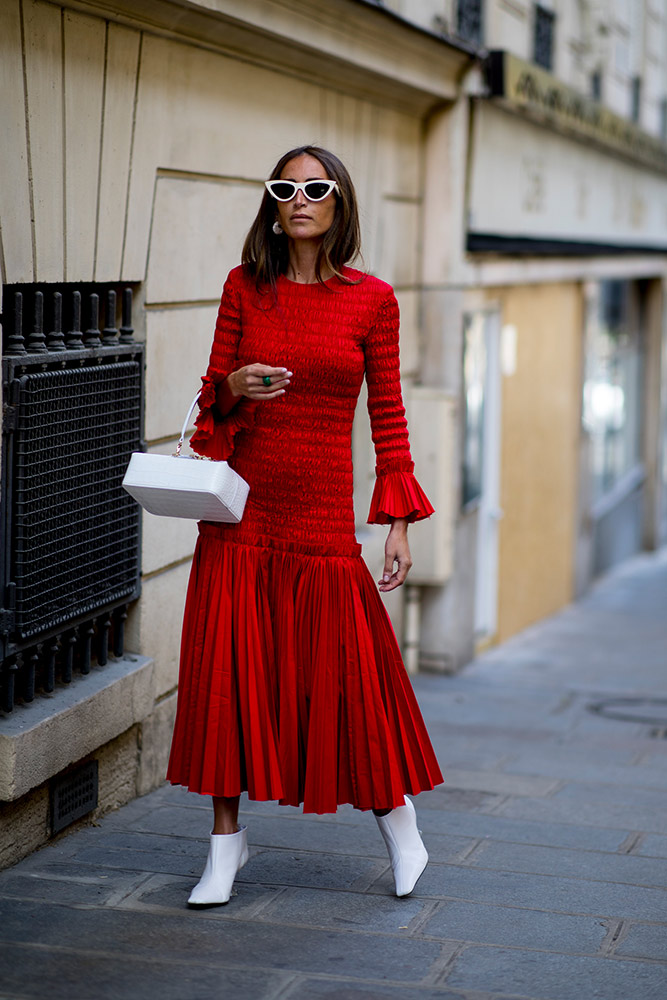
left=467, top=232, right=667, bottom=256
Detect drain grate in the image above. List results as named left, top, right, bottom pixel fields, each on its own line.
left=51, top=759, right=98, bottom=834
left=587, top=697, right=667, bottom=729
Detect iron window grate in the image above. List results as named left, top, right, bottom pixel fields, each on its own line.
left=13, top=364, right=141, bottom=639
left=1, top=284, right=144, bottom=712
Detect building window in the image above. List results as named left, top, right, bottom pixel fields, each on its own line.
left=534, top=4, right=555, bottom=70
left=590, top=69, right=602, bottom=102
left=457, top=0, right=484, bottom=47
left=661, top=97, right=667, bottom=143
left=582, top=280, right=644, bottom=505
left=630, top=75, right=642, bottom=123
left=462, top=312, right=487, bottom=507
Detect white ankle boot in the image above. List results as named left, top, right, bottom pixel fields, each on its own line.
left=187, top=826, right=249, bottom=907
left=375, top=796, right=428, bottom=897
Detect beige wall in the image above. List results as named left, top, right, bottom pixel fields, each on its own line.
left=486, top=282, right=582, bottom=642
left=1, top=0, right=428, bottom=689
left=1, top=0, right=449, bottom=862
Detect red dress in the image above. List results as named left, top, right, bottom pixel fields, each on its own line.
left=166, top=265, right=443, bottom=813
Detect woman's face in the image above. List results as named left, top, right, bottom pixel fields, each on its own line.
left=275, top=154, right=337, bottom=241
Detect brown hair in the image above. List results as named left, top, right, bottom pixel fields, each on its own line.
left=242, top=145, right=362, bottom=291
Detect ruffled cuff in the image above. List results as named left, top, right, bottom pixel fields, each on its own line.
left=367, top=470, right=435, bottom=525
left=189, top=373, right=258, bottom=461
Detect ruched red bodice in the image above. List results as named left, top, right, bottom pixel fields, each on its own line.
left=166, top=265, right=443, bottom=813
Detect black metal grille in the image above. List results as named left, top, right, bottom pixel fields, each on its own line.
left=13, top=364, right=141, bottom=637
left=51, top=759, right=99, bottom=834
left=1, top=285, right=144, bottom=712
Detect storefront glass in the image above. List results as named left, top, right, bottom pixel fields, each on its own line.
left=462, top=311, right=487, bottom=507
left=582, top=279, right=644, bottom=504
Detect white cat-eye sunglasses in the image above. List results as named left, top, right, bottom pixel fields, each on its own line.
left=264, top=179, right=340, bottom=202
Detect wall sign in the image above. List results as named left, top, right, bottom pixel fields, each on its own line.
left=485, top=51, right=667, bottom=176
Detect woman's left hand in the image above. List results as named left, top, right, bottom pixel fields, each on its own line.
left=378, top=518, right=412, bottom=592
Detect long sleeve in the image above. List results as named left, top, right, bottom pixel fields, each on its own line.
left=189, top=269, right=258, bottom=460
left=364, top=290, right=434, bottom=524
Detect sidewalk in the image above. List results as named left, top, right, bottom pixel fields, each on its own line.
left=2, top=548, right=667, bottom=1000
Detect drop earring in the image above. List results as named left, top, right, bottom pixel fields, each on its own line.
left=272, top=220, right=283, bottom=235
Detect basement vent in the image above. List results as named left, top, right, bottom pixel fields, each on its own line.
left=51, top=759, right=99, bottom=834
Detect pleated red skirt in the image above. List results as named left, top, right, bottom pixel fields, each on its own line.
left=166, top=526, right=443, bottom=814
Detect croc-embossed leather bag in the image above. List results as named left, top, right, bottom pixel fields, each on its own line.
left=122, top=392, right=249, bottom=522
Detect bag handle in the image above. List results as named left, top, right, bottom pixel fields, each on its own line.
left=174, top=392, right=202, bottom=457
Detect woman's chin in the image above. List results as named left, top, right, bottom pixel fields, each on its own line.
left=286, top=223, right=325, bottom=240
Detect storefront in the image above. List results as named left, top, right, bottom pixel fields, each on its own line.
left=462, top=52, right=667, bottom=645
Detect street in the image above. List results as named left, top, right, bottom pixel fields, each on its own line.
left=1, top=547, right=667, bottom=1000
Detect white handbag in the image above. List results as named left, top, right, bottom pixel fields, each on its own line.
left=122, top=392, right=249, bottom=522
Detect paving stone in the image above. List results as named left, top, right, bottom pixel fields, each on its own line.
left=438, top=769, right=561, bottom=798
left=282, top=978, right=470, bottom=999
left=237, top=849, right=386, bottom=891
left=37, top=843, right=209, bottom=879
left=443, top=944, right=667, bottom=1000
left=69, top=828, right=207, bottom=855
left=501, top=755, right=667, bottom=791
left=431, top=733, right=636, bottom=767
left=0, top=871, right=142, bottom=906
left=556, top=782, right=667, bottom=812
left=128, top=874, right=281, bottom=916
left=104, top=804, right=473, bottom=864
left=239, top=815, right=384, bottom=856
left=636, top=834, right=667, bottom=859
left=411, top=808, right=628, bottom=853
left=422, top=899, right=609, bottom=952
left=467, top=840, right=667, bottom=888
left=0, top=898, right=445, bottom=983
left=1, top=860, right=148, bottom=887
left=416, top=788, right=503, bottom=813
left=245, top=816, right=473, bottom=864
left=0, top=946, right=287, bottom=1000
left=614, top=923, right=667, bottom=960
left=109, top=803, right=214, bottom=838
left=256, top=885, right=426, bottom=933
left=497, top=788, right=667, bottom=835
left=403, top=863, right=667, bottom=921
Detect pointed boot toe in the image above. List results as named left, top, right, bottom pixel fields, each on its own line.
left=188, top=825, right=248, bottom=908
left=376, top=796, right=428, bottom=897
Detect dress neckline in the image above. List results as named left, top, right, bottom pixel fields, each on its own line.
left=279, top=273, right=337, bottom=288
left=278, top=266, right=360, bottom=289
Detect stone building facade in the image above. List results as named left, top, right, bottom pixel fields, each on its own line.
left=1, top=0, right=667, bottom=864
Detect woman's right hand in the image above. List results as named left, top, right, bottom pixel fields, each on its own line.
left=228, top=364, right=292, bottom=401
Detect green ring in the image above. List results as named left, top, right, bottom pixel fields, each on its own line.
left=262, top=375, right=272, bottom=386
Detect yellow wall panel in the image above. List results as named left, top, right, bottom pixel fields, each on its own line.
left=488, top=282, right=582, bottom=642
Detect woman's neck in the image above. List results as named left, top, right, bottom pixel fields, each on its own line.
left=286, top=239, right=333, bottom=284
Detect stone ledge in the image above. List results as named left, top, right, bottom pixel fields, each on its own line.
left=66, top=0, right=474, bottom=115
left=0, top=655, right=154, bottom=802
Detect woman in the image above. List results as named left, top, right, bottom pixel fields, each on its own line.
left=166, top=145, right=443, bottom=907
